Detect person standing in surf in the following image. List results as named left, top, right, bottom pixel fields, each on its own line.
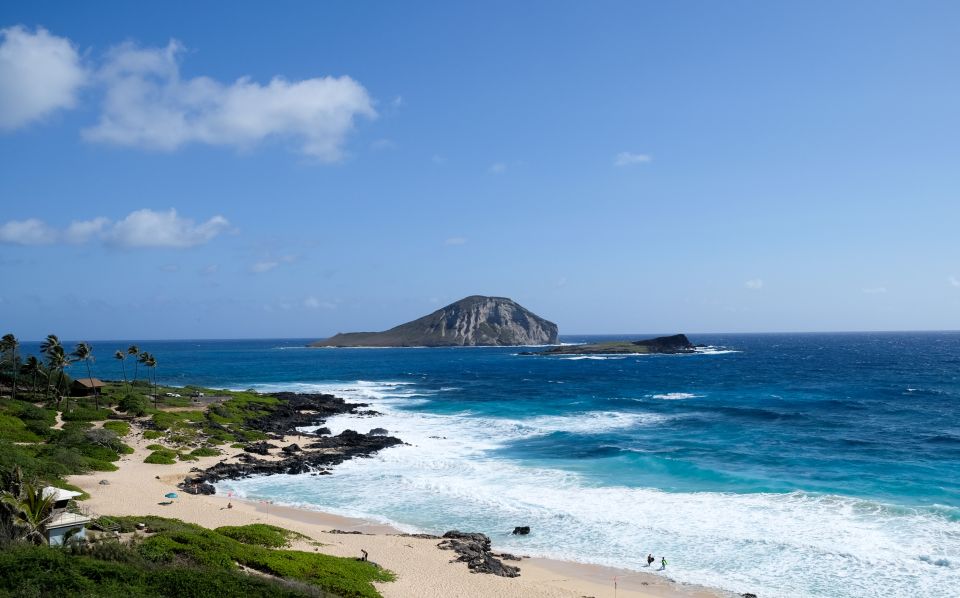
left=660, top=556, right=667, bottom=570
left=647, top=553, right=655, bottom=566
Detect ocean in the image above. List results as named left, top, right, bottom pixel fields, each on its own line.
left=24, top=333, right=960, bottom=597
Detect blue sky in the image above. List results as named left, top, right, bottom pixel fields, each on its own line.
left=1, top=1, right=959, bottom=340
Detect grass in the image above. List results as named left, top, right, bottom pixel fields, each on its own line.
left=189, top=446, right=221, bottom=457
left=143, top=430, right=163, bottom=440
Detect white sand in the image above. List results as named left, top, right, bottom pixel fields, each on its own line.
left=70, top=430, right=726, bottom=598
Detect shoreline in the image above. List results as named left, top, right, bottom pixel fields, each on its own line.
left=69, top=427, right=731, bottom=598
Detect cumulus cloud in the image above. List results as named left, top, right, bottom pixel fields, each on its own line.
left=444, top=237, right=467, bottom=246
left=745, top=279, right=764, bottom=290
left=83, top=40, right=376, bottom=160
left=0, top=209, right=229, bottom=248
left=614, top=152, right=651, bottom=166
left=105, top=209, right=229, bottom=248
left=0, top=218, right=58, bottom=245
left=64, top=217, right=110, bottom=244
left=0, top=25, right=86, bottom=130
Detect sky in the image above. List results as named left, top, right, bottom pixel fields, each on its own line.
left=1, top=1, right=959, bottom=340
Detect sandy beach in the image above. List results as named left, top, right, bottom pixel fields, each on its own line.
left=70, top=429, right=728, bottom=598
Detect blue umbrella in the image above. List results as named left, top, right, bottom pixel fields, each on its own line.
left=165, top=492, right=178, bottom=499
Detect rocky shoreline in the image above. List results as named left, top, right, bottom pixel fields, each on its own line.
left=180, top=391, right=403, bottom=492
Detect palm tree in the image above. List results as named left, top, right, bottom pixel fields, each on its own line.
left=138, top=352, right=153, bottom=405
left=40, top=335, right=61, bottom=402
left=0, top=477, right=55, bottom=545
left=72, top=342, right=99, bottom=410
left=127, top=345, right=140, bottom=382
left=146, top=354, right=159, bottom=407
left=20, top=356, right=45, bottom=396
left=46, top=346, right=72, bottom=411
left=114, top=350, right=127, bottom=386
left=1, top=334, right=19, bottom=400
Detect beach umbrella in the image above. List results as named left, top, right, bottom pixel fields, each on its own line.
left=165, top=492, right=178, bottom=499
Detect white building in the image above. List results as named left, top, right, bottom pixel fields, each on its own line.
left=41, top=487, right=91, bottom=546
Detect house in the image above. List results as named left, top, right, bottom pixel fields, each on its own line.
left=41, top=487, right=91, bottom=545
left=71, top=377, right=106, bottom=396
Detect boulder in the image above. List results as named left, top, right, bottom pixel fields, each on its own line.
left=512, top=526, right=530, bottom=535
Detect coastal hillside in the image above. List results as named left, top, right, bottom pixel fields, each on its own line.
left=311, top=295, right=559, bottom=347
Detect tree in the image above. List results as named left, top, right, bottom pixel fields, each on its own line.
left=45, top=346, right=72, bottom=411
left=19, top=356, right=45, bottom=396
left=0, top=334, right=19, bottom=401
left=72, top=342, right=99, bottom=410
left=0, top=469, right=55, bottom=545
left=114, top=350, right=127, bottom=386
left=39, top=335, right=62, bottom=402
left=127, top=345, right=140, bottom=382
left=146, top=354, right=158, bottom=407
left=138, top=352, right=157, bottom=407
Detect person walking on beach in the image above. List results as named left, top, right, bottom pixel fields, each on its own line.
left=660, top=556, right=667, bottom=570
left=647, top=553, right=655, bottom=567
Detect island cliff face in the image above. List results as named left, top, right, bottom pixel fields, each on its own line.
left=311, top=296, right=559, bottom=347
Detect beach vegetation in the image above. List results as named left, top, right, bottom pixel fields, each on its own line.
left=117, top=392, right=148, bottom=416
left=144, top=449, right=177, bottom=465
left=189, top=446, right=220, bottom=457
left=143, top=430, right=163, bottom=439
left=215, top=523, right=307, bottom=548
left=102, top=420, right=131, bottom=436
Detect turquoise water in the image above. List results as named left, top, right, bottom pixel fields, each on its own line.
left=24, top=333, right=960, bottom=596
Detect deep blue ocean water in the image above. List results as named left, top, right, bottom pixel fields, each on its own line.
left=20, top=333, right=960, bottom=597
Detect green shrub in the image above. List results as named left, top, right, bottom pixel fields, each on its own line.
left=0, top=413, right=43, bottom=442
left=189, top=447, right=220, bottom=457
left=214, top=524, right=304, bottom=548
left=151, top=412, right=179, bottom=431
left=145, top=444, right=166, bottom=451
left=102, top=421, right=131, bottom=436
left=144, top=449, right=177, bottom=465
left=117, top=393, right=148, bottom=416
left=62, top=407, right=112, bottom=422
left=143, top=430, right=163, bottom=439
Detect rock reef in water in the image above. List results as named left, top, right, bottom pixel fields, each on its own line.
left=531, top=334, right=696, bottom=355
left=310, top=295, right=558, bottom=347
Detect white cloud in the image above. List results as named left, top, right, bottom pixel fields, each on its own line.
left=250, top=254, right=296, bottom=274
left=862, top=287, right=887, bottom=294
left=489, top=162, right=507, bottom=174
left=304, top=296, right=336, bottom=310
left=949, top=276, right=960, bottom=288
left=200, top=264, right=219, bottom=276
left=614, top=152, right=651, bottom=166
left=105, top=209, right=229, bottom=248
left=251, top=260, right=280, bottom=273
left=0, top=25, right=86, bottom=130
left=0, top=218, right=58, bottom=245
left=1, top=209, right=227, bottom=248
left=745, top=278, right=764, bottom=290
left=392, top=95, right=404, bottom=107
left=83, top=40, right=376, bottom=160
left=64, top=217, right=110, bottom=244
left=444, top=237, right=467, bottom=246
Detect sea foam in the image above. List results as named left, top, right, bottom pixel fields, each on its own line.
left=219, top=379, right=960, bottom=598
